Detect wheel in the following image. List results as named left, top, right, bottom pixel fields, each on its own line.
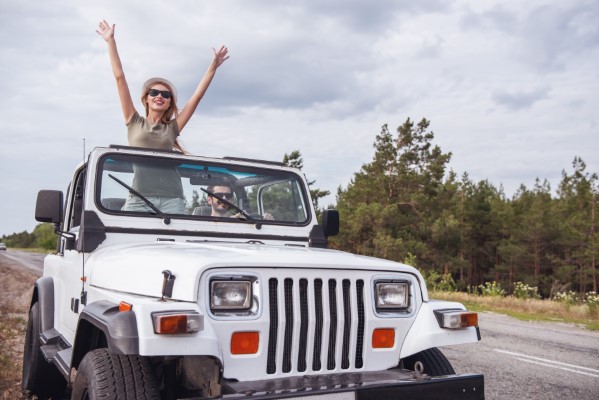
left=401, top=347, right=456, bottom=376
left=71, top=348, right=160, bottom=400
left=22, top=302, right=66, bottom=399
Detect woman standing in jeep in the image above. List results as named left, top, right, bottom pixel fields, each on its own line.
left=96, top=19, right=229, bottom=213
left=96, top=19, right=229, bottom=152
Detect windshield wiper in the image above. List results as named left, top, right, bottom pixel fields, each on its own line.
left=200, top=188, right=257, bottom=222
left=108, top=174, right=171, bottom=225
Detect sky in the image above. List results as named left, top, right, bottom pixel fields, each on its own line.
left=1, top=0, right=598, bottom=237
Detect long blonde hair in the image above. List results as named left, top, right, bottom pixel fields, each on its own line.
left=141, top=81, right=187, bottom=153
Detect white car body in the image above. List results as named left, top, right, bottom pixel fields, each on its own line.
left=25, top=146, right=483, bottom=399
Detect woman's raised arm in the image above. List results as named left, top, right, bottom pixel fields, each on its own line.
left=97, top=20, right=136, bottom=124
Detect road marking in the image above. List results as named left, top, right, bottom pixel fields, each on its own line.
left=494, top=349, right=599, bottom=378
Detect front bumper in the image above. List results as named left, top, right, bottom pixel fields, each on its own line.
left=197, top=369, right=484, bottom=399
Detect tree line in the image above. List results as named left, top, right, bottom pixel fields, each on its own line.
left=331, top=118, right=597, bottom=298
left=1, top=223, right=56, bottom=250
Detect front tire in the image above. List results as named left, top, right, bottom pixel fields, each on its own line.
left=71, top=348, right=160, bottom=400
left=22, top=302, right=66, bottom=399
left=401, top=347, right=456, bottom=376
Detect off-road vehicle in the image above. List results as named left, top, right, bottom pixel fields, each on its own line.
left=24, top=145, right=483, bottom=399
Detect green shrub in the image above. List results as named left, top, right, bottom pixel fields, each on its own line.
left=403, top=252, right=417, bottom=267
left=33, top=223, right=58, bottom=250
left=552, top=290, right=579, bottom=307
left=513, top=282, right=541, bottom=300
left=424, top=270, right=456, bottom=292
left=585, top=291, right=599, bottom=316
left=478, top=281, right=506, bottom=297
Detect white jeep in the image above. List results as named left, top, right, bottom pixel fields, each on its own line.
left=23, top=145, right=484, bottom=399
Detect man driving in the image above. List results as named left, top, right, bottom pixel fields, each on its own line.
left=206, top=185, right=236, bottom=217
left=206, top=184, right=274, bottom=220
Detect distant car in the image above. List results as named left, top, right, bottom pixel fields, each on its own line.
left=0, top=243, right=6, bottom=251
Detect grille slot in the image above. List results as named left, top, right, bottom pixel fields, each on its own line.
left=267, top=277, right=365, bottom=375
left=312, top=279, right=323, bottom=371
left=355, top=279, right=365, bottom=368
left=341, top=279, right=351, bottom=369
left=266, top=278, right=278, bottom=374
left=282, top=278, right=294, bottom=373
left=298, top=279, right=309, bottom=372
left=327, top=279, right=337, bottom=370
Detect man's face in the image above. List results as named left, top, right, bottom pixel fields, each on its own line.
left=208, top=185, right=234, bottom=216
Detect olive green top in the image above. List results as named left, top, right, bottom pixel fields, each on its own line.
left=126, top=112, right=183, bottom=198
left=127, top=111, right=179, bottom=149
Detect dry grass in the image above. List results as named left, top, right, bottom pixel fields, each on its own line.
left=0, top=253, right=40, bottom=399
left=430, top=291, right=599, bottom=330
left=0, top=306, right=28, bottom=399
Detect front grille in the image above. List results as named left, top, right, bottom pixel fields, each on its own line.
left=267, top=277, right=365, bottom=375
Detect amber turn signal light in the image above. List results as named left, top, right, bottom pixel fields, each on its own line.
left=372, top=328, right=395, bottom=348
left=119, top=302, right=133, bottom=312
left=459, top=312, right=478, bottom=327
left=231, top=332, right=259, bottom=354
left=152, top=312, right=202, bottom=334
left=436, top=311, right=478, bottom=329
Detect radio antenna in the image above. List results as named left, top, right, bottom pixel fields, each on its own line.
left=81, top=137, right=87, bottom=305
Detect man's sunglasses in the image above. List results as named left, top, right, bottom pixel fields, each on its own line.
left=148, top=89, right=172, bottom=99
left=212, top=192, right=234, bottom=200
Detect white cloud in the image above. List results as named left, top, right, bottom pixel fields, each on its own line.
left=492, top=86, right=551, bottom=110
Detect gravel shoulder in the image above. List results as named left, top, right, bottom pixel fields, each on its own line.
left=0, top=251, right=41, bottom=399
left=0, top=252, right=39, bottom=311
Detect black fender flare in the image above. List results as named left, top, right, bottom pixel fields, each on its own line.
left=72, top=300, right=139, bottom=369
left=31, top=276, right=55, bottom=333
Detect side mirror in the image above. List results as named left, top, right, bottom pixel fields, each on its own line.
left=35, top=190, right=64, bottom=225
left=321, top=209, right=339, bottom=237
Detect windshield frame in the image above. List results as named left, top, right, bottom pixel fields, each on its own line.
left=94, top=152, right=313, bottom=227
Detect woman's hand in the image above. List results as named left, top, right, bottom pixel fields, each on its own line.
left=96, top=20, right=115, bottom=42
left=212, top=45, right=230, bottom=68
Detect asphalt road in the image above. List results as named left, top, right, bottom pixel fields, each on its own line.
left=0, top=248, right=45, bottom=273
left=444, top=311, right=599, bottom=399
left=3, top=249, right=598, bottom=399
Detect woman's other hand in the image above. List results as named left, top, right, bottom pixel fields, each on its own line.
left=96, top=20, right=115, bottom=42
left=212, top=45, right=230, bottom=68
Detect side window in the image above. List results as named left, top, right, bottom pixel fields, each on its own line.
left=259, top=180, right=307, bottom=222
left=67, top=169, right=87, bottom=230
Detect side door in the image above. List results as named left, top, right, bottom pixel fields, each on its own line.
left=53, top=166, right=88, bottom=345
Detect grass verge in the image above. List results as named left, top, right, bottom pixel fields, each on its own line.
left=9, top=248, right=52, bottom=254
left=0, top=306, right=27, bottom=399
left=430, top=290, right=599, bottom=330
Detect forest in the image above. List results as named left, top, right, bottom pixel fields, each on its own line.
left=2, top=118, right=597, bottom=298
left=331, top=118, right=597, bottom=298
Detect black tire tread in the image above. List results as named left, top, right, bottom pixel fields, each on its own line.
left=72, top=348, right=160, bottom=400
left=21, top=302, right=66, bottom=399
left=402, top=347, right=456, bottom=376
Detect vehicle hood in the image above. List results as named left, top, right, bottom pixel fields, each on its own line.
left=87, top=241, right=424, bottom=302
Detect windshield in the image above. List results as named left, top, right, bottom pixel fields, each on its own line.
left=96, top=153, right=311, bottom=225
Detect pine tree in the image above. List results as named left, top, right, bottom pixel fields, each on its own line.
left=334, top=118, right=452, bottom=267
left=556, top=157, right=598, bottom=292
left=282, top=150, right=331, bottom=218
